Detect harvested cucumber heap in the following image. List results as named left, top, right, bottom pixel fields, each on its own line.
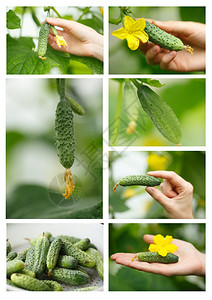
left=6, top=233, right=103, bottom=291
left=113, top=174, right=161, bottom=191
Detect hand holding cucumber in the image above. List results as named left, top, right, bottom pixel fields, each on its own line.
left=111, top=234, right=205, bottom=277
left=140, top=20, right=205, bottom=72
left=145, top=171, right=194, bottom=219
left=45, top=17, right=103, bottom=61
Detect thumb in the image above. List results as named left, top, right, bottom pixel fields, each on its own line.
left=145, top=186, right=169, bottom=208
left=143, top=234, right=155, bottom=244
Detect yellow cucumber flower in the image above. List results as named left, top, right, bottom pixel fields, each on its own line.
left=56, top=35, right=67, bottom=48
left=149, top=234, right=177, bottom=257
left=112, top=16, right=149, bottom=50
left=147, top=153, right=168, bottom=170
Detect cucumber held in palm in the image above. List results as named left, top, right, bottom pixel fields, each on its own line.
left=137, top=84, right=182, bottom=144
left=114, top=174, right=161, bottom=191
left=138, top=251, right=179, bottom=263
left=144, top=20, right=193, bottom=53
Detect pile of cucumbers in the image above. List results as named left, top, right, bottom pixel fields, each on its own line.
left=6, top=232, right=103, bottom=291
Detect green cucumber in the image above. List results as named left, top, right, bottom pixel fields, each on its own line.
left=15, top=247, right=30, bottom=261
left=7, top=278, right=17, bottom=287
left=6, top=240, right=11, bottom=255
left=11, top=273, right=51, bottom=291
left=20, top=269, right=36, bottom=278
left=42, top=280, right=63, bottom=291
left=66, top=95, right=85, bottom=116
left=61, top=239, right=95, bottom=268
left=6, top=251, right=17, bottom=262
left=138, top=252, right=179, bottom=263
left=7, top=259, right=24, bottom=278
left=85, top=248, right=103, bottom=280
left=57, top=235, right=80, bottom=244
left=32, top=233, right=50, bottom=277
left=137, top=84, right=182, bottom=144
left=57, top=255, right=78, bottom=269
left=144, top=21, right=193, bottom=53
left=37, top=22, right=49, bottom=58
left=49, top=267, right=90, bottom=285
left=25, top=246, right=35, bottom=271
left=55, top=100, right=75, bottom=169
left=114, top=174, right=161, bottom=191
left=74, top=238, right=90, bottom=251
left=46, top=238, right=62, bottom=273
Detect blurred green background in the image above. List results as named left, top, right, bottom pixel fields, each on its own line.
left=109, top=6, right=205, bottom=74
left=109, top=223, right=205, bottom=291
left=109, top=151, right=205, bottom=219
left=6, top=78, right=102, bottom=219
left=109, top=78, right=205, bottom=146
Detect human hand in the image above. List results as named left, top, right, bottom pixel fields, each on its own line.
left=45, top=17, right=103, bottom=61
left=111, top=234, right=205, bottom=276
left=145, top=171, right=194, bottom=219
left=139, top=20, right=205, bottom=72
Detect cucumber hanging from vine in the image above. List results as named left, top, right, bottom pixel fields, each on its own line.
left=55, top=79, right=75, bottom=199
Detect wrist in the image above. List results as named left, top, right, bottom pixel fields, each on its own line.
left=196, top=252, right=205, bottom=276
left=90, top=33, right=103, bottom=61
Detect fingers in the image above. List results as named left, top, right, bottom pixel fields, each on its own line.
left=159, top=51, right=177, bottom=70
left=147, top=171, right=188, bottom=188
left=111, top=253, right=136, bottom=260
left=161, top=180, right=178, bottom=197
left=143, top=234, right=154, bottom=244
left=145, top=186, right=169, bottom=207
left=46, top=17, right=74, bottom=29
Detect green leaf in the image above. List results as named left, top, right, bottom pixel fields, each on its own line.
left=137, top=78, right=165, bottom=88
left=6, top=184, right=102, bottom=219
left=7, top=10, right=21, bottom=29
left=7, top=35, right=70, bottom=74
left=69, top=54, right=103, bottom=74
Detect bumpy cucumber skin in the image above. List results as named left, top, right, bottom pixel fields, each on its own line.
left=7, top=278, right=17, bottom=287
left=49, top=267, right=90, bottom=285
left=6, top=251, right=17, bottom=262
left=16, top=247, right=30, bottom=261
left=55, top=100, right=75, bottom=169
left=7, top=259, right=24, bottom=278
left=33, top=234, right=50, bottom=277
left=66, top=95, right=85, bottom=116
left=46, top=238, right=62, bottom=270
left=29, top=232, right=52, bottom=246
left=85, top=248, right=103, bottom=280
left=42, top=280, right=63, bottom=291
left=57, top=255, right=78, bottom=269
left=58, top=235, right=80, bottom=244
left=25, top=246, right=35, bottom=271
left=6, top=240, right=11, bottom=255
left=11, top=273, right=51, bottom=291
left=74, top=238, right=90, bottom=251
left=137, top=85, right=182, bottom=144
left=61, top=239, right=95, bottom=268
left=37, top=22, right=49, bottom=57
left=138, top=252, right=179, bottom=263
left=120, top=175, right=161, bottom=187
left=20, top=269, right=36, bottom=278
left=144, top=21, right=184, bottom=51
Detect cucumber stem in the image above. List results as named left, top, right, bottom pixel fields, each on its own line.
left=130, top=78, right=140, bottom=89
left=112, top=81, right=123, bottom=146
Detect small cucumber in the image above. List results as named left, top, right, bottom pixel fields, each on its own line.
left=6, top=251, right=17, bottom=262
left=32, top=233, right=50, bottom=277
left=66, top=95, right=85, bottom=116
left=74, top=238, right=91, bottom=251
left=11, top=273, right=51, bottom=291
left=61, top=239, right=95, bottom=268
left=15, top=247, right=30, bottom=261
left=7, top=259, right=24, bottom=278
left=20, top=269, right=36, bottom=278
left=114, top=174, right=161, bottom=191
left=57, top=255, right=78, bottom=269
left=26, top=232, right=52, bottom=246
left=138, top=252, right=179, bottom=263
left=57, top=235, right=80, bottom=244
left=42, top=280, right=63, bottom=291
left=144, top=21, right=193, bottom=53
left=6, top=240, right=11, bottom=255
left=7, top=278, right=17, bottom=287
left=37, top=22, right=49, bottom=58
left=49, top=267, right=90, bottom=286
left=46, top=238, right=62, bottom=273
left=137, top=84, right=182, bottom=144
left=25, top=246, right=35, bottom=271
left=85, top=248, right=103, bottom=280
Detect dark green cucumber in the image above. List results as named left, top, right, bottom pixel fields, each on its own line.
left=37, top=22, right=49, bottom=57
left=137, top=84, right=182, bottom=144
left=6, top=240, right=11, bottom=255
left=138, top=252, right=179, bottom=263
left=7, top=259, right=24, bottom=278
left=85, top=248, right=103, bottom=280
left=6, top=251, right=17, bottom=262
left=55, top=100, right=75, bottom=169
left=32, top=233, right=50, bottom=277
left=120, top=175, right=161, bottom=187
left=11, top=273, right=51, bottom=291
left=57, top=255, right=78, bottom=269
left=46, top=238, right=62, bottom=271
left=42, top=280, right=63, bottom=291
left=49, top=267, right=90, bottom=285
left=61, top=239, right=95, bottom=268
left=144, top=21, right=184, bottom=51
left=74, top=238, right=90, bottom=251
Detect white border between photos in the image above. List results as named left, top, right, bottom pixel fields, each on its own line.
left=1, top=0, right=212, bottom=299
